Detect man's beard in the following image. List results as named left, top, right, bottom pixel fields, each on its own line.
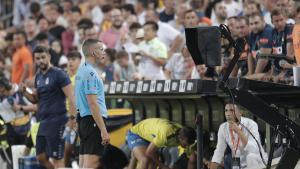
left=38, top=63, right=48, bottom=71
left=113, top=22, right=122, bottom=29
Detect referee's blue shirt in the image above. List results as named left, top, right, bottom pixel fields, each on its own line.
left=75, top=62, right=108, bottom=118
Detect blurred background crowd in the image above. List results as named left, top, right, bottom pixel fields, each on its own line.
left=0, top=0, right=300, bottom=86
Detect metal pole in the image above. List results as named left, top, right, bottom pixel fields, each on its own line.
left=196, top=114, right=203, bottom=169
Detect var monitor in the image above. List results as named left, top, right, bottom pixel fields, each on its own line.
left=185, top=26, right=221, bottom=67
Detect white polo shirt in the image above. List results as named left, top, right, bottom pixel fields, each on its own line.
left=138, top=37, right=167, bottom=80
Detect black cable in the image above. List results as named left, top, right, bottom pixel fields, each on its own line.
left=224, top=82, right=267, bottom=167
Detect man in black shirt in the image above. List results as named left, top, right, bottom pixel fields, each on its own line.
left=35, top=32, right=60, bottom=67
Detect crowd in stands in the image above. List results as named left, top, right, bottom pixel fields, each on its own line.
left=0, top=0, right=299, bottom=85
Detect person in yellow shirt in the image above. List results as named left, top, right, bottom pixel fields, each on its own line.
left=126, top=118, right=196, bottom=169
left=64, top=50, right=82, bottom=167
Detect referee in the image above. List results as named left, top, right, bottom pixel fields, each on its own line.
left=75, top=39, right=110, bottom=169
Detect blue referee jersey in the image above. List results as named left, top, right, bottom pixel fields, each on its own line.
left=75, top=62, right=108, bottom=118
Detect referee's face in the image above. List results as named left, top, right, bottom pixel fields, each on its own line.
left=93, top=42, right=106, bottom=60
left=34, top=52, right=50, bottom=71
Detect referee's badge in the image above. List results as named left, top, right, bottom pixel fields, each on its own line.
left=45, top=77, right=49, bottom=85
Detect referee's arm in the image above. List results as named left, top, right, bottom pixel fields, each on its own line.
left=86, top=94, right=110, bottom=145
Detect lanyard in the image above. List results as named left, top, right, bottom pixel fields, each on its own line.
left=230, top=128, right=241, bottom=157
left=273, top=30, right=285, bottom=47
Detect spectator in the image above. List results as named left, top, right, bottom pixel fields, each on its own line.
left=190, top=0, right=209, bottom=18
left=51, top=40, right=67, bottom=69
left=191, top=64, right=217, bottom=80
left=276, top=0, right=289, bottom=13
left=135, top=0, right=148, bottom=25
left=60, top=0, right=74, bottom=16
left=159, top=0, right=175, bottom=23
left=100, top=48, right=117, bottom=82
left=37, top=15, right=50, bottom=33
left=210, top=103, right=267, bottom=169
left=88, top=0, right=104, bottom=26
left=221, top=0, right=242, bottom=18
left=42, top=1, right=68, bottom=28
left=145, top=9, right=183, bottom=58
left=170, top=3, right=188, bottom=33
left=0, top=77, right=35, bottom=148
left=271, top=9, right=294, bottom=60
left=61, top=7, right=81, bottom=55
left=115, top=50, right=137, bottom=81
left=36, top=15, right=56, bottom=42
left=231, top=16, right=250, bottom=77
left=13, top=0, right=32, bottom=27
left=73, top=24, right=87, bottom=51
left=100, top=8, right=127, bottom=49
left=248, top=13, right=273, bottom=74
left=120, top=22, right=142, bottom=56
left=35, top=32, right=60, bottom=67
left=84, top=24, right=99, bottom=40
left=64, top=50, right=81, bottom=167
left=100, top=4, right=113, bottom=32
left=121, top=3, right=136, bottom=26
left=227, top=16, right=239, bottom=40
left=211, top=1, right=227, bottom=26
left=29, top=2, right=41, bottom=19
left=24, top=17, right=38, bottom=50
left=41, top=2, right=67, bottom=41
left=242, top=1, right=261, bottom=17
left=269, top=9, right=295, bottom=82
left=184, top=9, right=200, bottom=28
left=165, top=46, right=195, bottom=80
left=137, top=21, right=167, bottom=80
left=262, top=0, right=277, bottom=26
left=12, top=31, right=33, bottom=84
left=286, top=0, right=297, bottom=24
left=190, top=1, right=213, bottom=27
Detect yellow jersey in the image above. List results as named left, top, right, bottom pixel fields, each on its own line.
left=66, top=74, right=75, bottom=111
left=130, top=118, right=182, bottom=147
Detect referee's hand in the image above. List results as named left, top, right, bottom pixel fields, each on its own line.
left=101, top=130, right=110, bottom=145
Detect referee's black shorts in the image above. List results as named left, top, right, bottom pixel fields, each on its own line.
left=78, top=115, right=106, bottom=156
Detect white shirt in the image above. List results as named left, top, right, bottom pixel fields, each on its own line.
left=157, top=21, right=181, bottom=49
left=211, top=117, right=267, bottom=168
left=138, top=11, right=146, bottom=25
left=91, top=6, right=103, bottom=26
left=13, top=0, right=32, bottom=26
left=138, top=38, right=167, bottom=80
left=56, top=15, right=68, bottom=28
left=221, top=0, right=242, bottom=18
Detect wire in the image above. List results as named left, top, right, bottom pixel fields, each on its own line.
left=224, top=82, right=267, bottom=167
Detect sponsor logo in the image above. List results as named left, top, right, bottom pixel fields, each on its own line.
left=45, top=77, right=49, bottom=85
